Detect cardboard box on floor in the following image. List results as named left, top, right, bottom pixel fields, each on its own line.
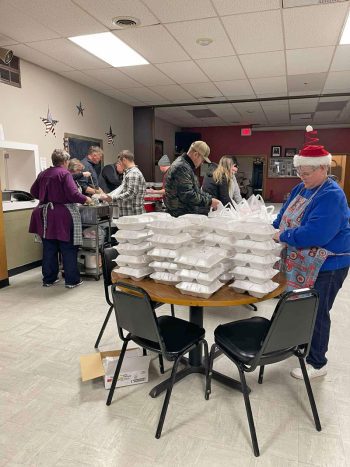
left=80, top=348, right=151, bottom=389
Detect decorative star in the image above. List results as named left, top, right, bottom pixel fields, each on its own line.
left=105, top=125, right=116, bottom=145
left=76, top=101, right=84, bottom=116
left=40, top=107, right=58, bottom=136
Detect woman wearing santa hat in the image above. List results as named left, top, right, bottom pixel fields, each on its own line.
left=273, top=126, right=350, bottom=380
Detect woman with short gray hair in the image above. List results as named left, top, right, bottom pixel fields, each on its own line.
left=29, top=148, right=92, bottom=288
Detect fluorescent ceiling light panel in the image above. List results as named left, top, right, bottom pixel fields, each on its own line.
left=340, top=12, right=350, bottom=44
left=69, top=32, right=148, bottom=67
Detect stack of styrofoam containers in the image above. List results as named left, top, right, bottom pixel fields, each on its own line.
left=112, top=215, right=154, bottom=281
left=175, top=244, right=230, bottom=298
left=147, top=217, right=193, bottom=285
left=228, top=220, right=283, bottom=297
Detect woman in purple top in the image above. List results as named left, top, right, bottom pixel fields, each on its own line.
left=29, top=149, right=91, bottom=288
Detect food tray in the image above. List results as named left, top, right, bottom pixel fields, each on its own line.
left=114, top=215, right=151, bottom=231
left=150, top=233, right=192, bottom=250
left=114, top=255, right=151, bottom=267
left=114, top=242, right=152, bottom=256
left=114, top=266, right=152, bottom=281
left=175, top=246, right=227, bottom=272
left=175, top=280, right=223, bottom=299
left=150, top=271, right=179, bottom=285
left=149, top=261, right=178, bottom=272
left=113, top=229, right=152, bottom=244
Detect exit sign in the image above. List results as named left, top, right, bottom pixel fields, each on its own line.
left=241, top=128, right=252, bottom=136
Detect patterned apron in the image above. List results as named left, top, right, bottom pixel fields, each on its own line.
left=278, top=179, right=330, bottom=292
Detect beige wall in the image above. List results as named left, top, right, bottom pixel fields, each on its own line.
left=0, top=59, right=134, bottom=166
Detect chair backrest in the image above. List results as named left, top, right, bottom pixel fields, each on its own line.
left=102, top=246, right=118, bottom=303
left=251, top=288, right=319, bottom=368
left=112, top=281, right=165, bottom=351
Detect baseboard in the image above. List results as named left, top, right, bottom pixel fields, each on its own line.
left=0, top=278, right=10, bottom=288
left=8, top=260, right=42, bottom=277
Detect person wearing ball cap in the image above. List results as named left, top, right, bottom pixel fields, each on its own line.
left=273, top=126, right=350, bottom=381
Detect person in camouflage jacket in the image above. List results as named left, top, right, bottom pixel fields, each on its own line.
left=164, top=141, right=220, bottom=217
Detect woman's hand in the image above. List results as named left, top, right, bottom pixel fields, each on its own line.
left=99, top=193, right=113, bottom=203
left=82, top=171, right=91, bottom=177
left=84, top=197, right=94, bottom=205
left=273, top=231, right=281, bottom=242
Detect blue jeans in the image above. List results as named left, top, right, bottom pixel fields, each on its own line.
left=307, top=267, right=349, bottom=369
left=42, top=238, right=80, bottom=286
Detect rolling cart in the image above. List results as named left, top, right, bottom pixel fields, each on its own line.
left=78, top=204, right=112, bottom=280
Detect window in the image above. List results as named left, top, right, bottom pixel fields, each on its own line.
left=0, top=56, right=21, bottom=88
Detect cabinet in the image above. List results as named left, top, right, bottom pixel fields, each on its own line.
left=78, top=205, right=112, bottom=280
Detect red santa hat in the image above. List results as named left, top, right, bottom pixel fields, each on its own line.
left=294, top=125, right=332, bottom=167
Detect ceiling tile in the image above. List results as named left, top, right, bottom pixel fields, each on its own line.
left=182, top=82, right=223, bottom=99
left=101, top=89, right=143, bottom=105
left=316, top=101, right=347, bottom=112
left=59, top=70, right=113, bottom=91
left=156, top=61, right=210, bottom=84
left=148, top=85, right=194, bottom=100
left=145, top=0, right=216, bottom=22
left=83, top=68, right=141, bottom=88
left=222, top=10, right=283, bottom=54
left=239, top=51, right=285, bottom=78
left=330, top=45, right=350, bottom=72
left=324, top=71, right=350, bottom=91
left=122, top=87, right=170, bottom=103
left=9, top=0, right=107, bottom=37
left=196, top=56, right=245, bottom=81
left=0, top=33, right=18, bottom=46
left=0, top=1, right=59, bottom=42
left=289, top=98, right=319, bottom=113
left=283, top=3, right=348, bottom=49
left=166, top=18, right=235, bottom=59
left=250, top=76, right=287, bottom=96
left=28, top=39, right=108, bottom=69
left=215, top=79, right=255, bottom=98
left=207, top=103, right=242, bottom=121
left=212, top=0, right=280, bottom=15
left=11, top=44, right=75, bottom=73
left=113, top=25, right=189, bottom=63
left=73, top=0, right=159, bottom=29
left=287, top=73, right=327, bottom=93
left=120, top=65, right=174, bottom=86
left=286, top=47, right=335, bottom=75
left=313, top=110, right=341, bottom=122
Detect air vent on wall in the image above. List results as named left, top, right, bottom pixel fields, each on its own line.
left=283, top=0, right=348, bottom=7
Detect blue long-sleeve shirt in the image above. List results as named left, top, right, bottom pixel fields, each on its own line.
left=273, top=178, right=350, bottom=271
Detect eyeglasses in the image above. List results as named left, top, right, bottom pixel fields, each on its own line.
left=296, top=167, right=317, bottom=177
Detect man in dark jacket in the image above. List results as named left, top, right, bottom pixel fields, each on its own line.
left=80, top=146, right=103, bottom=191
left=98, top=160, right=123, bottom=193
left=164, top=141, right=220, bottom=217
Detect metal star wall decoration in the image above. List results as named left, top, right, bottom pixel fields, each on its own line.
left=106, top=125, right=116, bottom=145
left=76, top=101, right=85, bottom=116
left=40, top=107, right=58, bottom=136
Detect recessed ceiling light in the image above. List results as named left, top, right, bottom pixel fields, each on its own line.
left=196, top=38, right=213, bottom=46
left=340, top=11, right=350, bottom=44
left=69, top=32, right=149, bottom=67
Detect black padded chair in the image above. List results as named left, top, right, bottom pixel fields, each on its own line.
left=206, top=288, right=321, bottom=457
left=94, top=246, right=118, bottom=349
left=94, top=247, right=175, bottom=358
left=106, top=281, right=209, bottom=439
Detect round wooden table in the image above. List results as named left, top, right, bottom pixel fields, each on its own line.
left=111, top=271, right=286, bottom=397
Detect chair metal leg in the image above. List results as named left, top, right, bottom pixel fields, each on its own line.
left=155, top=353, right=183, bottom=439
left=206, top=344, right=216, bottom=400
left=258, top=365, right=265, bottom=384
left=170, top=304, right=175, bottom=317
left=106, top=340, right=128, bottom=406
left=94, top=305, right=113, bottom=348
left=237, top=366, right=260, bottom=457
left=202, top=339, right=209, bottom=396
left=298, top=357, right=322, bottom=432
left=158, top=354, right=165, bottom=374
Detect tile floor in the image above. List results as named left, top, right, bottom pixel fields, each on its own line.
left=0, top=267, right=349, bottom=466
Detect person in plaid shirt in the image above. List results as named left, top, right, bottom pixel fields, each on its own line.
left=101, top=150, right=146, bottom=216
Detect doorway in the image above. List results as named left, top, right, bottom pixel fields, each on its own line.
left=235, top=155, right=267, bottom=199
